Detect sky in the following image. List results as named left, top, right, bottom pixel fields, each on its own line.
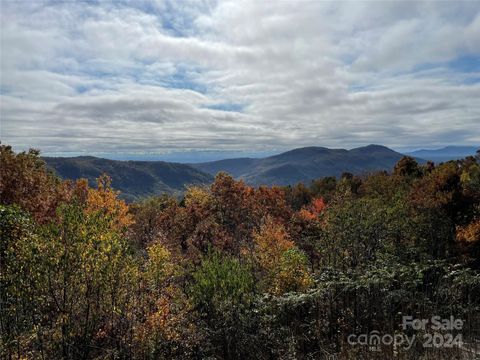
left=1, top=0, right=479, bottom=158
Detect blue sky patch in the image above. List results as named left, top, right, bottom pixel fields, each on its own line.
left=203, top=103, right=245, bottom=113
left=447, top=55, right=480, bottom=73
left=162, top=66, right=208, bottom=94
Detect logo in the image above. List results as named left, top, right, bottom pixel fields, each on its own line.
left=347, top=316, right=464, bottom=352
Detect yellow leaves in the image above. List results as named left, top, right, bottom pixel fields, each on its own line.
left=460, top=163, right=480, bottom=191
left=253, top=217, right=294, bottom=271
left=145, top=242, right=176, bottom=290
left=184, top=185, right=212, bottom=209
left=272, top=249, right=314, bottom=295
left=146, top=242, right=173, bottom=274
left=460, top=170, right=472, bottom=184
left=147, top=241, right=171, bottom=262
left=253, top=217, right=313, bottom=295
left=85, top=174, right=133, bottom=230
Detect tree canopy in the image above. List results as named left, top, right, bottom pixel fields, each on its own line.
left=1, top=145, right=479, bottom=359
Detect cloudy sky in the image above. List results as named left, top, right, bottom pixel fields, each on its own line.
left=1, top=0, right=479, bottom=157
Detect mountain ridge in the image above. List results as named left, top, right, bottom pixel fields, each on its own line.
left=405, top=146, right=478, bottom=162
left=44, top=144, right=430, bottom=199
left=191, top=144, right=417, bottom=186
left=44, top=156, right=213, bottom=202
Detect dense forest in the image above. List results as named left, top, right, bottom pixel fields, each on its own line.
left=1, top=143, right=479, bottom=359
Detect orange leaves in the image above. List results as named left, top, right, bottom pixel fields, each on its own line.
left=252, top=217, right=313, bottom=295
left=0, top=146, right=134, bottom=231
left=208, top=173, right=294, bottom=254
left=210, top=173, right=252, bottom=228
left=298, top=197, right=326, bottom=221
left=85, top=174, right=133, bottom=230
left=457, top=218, right=480, bottom=243
left=253, top=217, right=294, bottom=271
left=298, top=209, right=316, bottom=221
left=133, top=285, right=197, bottom=353
left=312, top=197, right=327, bottom=213
left=0, top=145, right=66, bottom=223
left=251, top=186, right=292, bottom=224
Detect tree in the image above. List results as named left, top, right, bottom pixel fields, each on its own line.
left=0, top=144, right=67, bottom=223
left=253, top=217, right=312, bottom=294
left=409, top=162, right=464, bottom=258
left=40, top=203, right=137, bottom=358
left=210, top=173, right=256, bottom=253
left=1, top=200, right=139, bottom=358
left=188, top=252, right=256, bottom=358
left=393, top=156, right=422, bottom=178
left=310, top=176, right=337, bottom=202
left=283, top=183, right=312, bottom=210
left=184, top=185, right=213, bottom=216
left=321, top=198, right=411, bottom=269
left=0, top=205, right=43, bottom=358
left=187, top=216, right=233, bottom=258
left=85, top=174, right=133, bottom=231
left=128, top=194, right=176, bottom=248
left=272, top=248, right=313, bottom=295
left=251, top=186, right=292, bottom=225
left=253, top=217, right=294, bottom=272
left=134, top=241, right=199, bottom=358
left=298, top=197, right=327, bottom=221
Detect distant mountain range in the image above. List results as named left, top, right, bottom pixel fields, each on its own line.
left=190, top=144, right=413, bottom=186
left=405, top=146, right=478, bottom=162
left=44, top=156, right=213, bottom=202
left=44, top=144, right=477, bottom=200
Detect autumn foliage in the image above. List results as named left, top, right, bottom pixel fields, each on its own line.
left=1, top=144, right=479, bottom=359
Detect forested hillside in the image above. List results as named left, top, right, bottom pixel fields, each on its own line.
left=44, top=156, right=213, bottom=201
left=1, top=144, right=480, bottom=359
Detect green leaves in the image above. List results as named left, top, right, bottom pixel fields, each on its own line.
left=189, top=252, right=254, bottom=316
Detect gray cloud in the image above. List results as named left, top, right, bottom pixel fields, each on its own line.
left=1, top=0, right=479, bottom=154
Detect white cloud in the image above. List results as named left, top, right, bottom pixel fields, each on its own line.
left=1, top=0, right=479, bottom=154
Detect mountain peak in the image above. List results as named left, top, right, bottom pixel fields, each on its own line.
left=193, top=144, right=407, bottom=186
left=272, top=146, right=331, bottom=157
left=349, top=144, right=397, bottom=154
